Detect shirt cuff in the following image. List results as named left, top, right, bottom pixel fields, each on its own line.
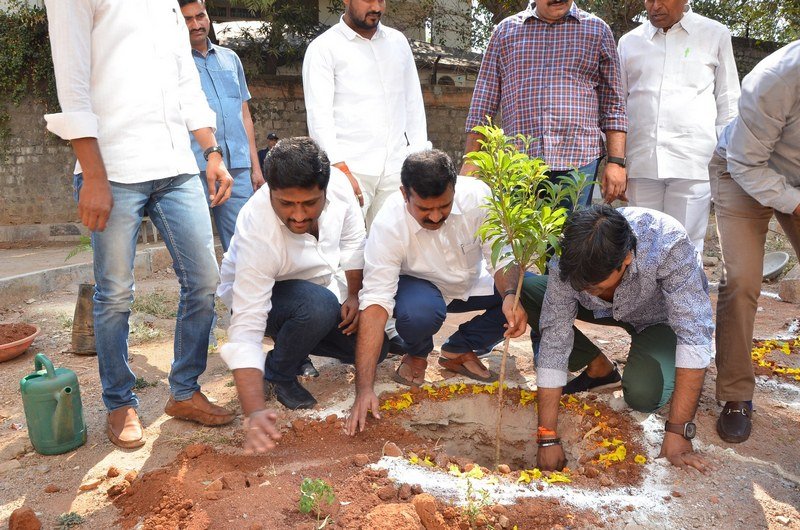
left=675, top=344, right=715, bottom=369
left=44, top=111, right=99, bottom=140
left=340, top=250, right=365, bottom=271
left=220, top=341, right=267, bottom=373
left=600, top=117, right=628, bottom=133
left=535, top=367, right=568, bottom=389
left=185, top=107, right=217, bottom=133
left=773, top=188, right=800, bottom=215
left=359, top=297, right=394, bottom=318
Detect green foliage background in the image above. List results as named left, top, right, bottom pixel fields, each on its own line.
left=0, top=1, right=59, bottom=159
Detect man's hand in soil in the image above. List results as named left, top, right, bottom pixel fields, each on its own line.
left=658, top=433, right=710, bottom=472
left=243, top=409, right=282, bottom=454
left=345, top=389, right=381, bottom=435
left=536, top=444, right=567, bottom=471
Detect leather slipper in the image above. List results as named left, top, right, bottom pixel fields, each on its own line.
left=392, top=354, right=428, bottom=387
left=438, top=351, right=497, bottom=383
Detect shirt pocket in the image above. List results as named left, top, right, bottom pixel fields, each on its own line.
left=458, top=242, right=484, bottom=271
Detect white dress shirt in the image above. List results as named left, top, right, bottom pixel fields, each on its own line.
left=302, top=18, right=428, bottom=176
left=359, top=177, right=507, bottom=316
left=218, top=168, right=366, bottom=372
left=618, top=11, right=740, bottom=181
left=43, top=0, right=216, bottom=183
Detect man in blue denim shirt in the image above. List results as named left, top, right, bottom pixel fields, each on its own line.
left=180, top=0, right=264, bottom=252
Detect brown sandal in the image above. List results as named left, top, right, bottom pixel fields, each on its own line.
left=392, top=354, right=428, bottom=387
left=438, top=351, right=497, bottom=383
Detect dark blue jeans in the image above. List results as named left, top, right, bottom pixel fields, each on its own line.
left=263, top=280, right=388, bottom=382
left=394, top=275, right=511, bottom=358
left=545, top=158, right=600, bottom=210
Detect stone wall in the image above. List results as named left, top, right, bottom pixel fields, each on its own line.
left=731, top=36, right=784, bottom=81
left=247, top=76, right=473, bottom=165
left=0, top=101, right=75, bottom=226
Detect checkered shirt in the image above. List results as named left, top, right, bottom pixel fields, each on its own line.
left=465, top=4, right=628, bottom=170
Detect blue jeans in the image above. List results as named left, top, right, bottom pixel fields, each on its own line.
left=200, top=167, right=253, bottom=252
left=74, top=173, right=219, bottom=411
left=263, top=280, right=389, bottom=382
left=393, top=275, right=510, bottom=358
left=545, top=158, right=600, bottom=210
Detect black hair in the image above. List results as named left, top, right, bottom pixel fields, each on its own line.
left=265, top=137, right=331, bottom=191
left=558, top=205, right=637, bottom=291
left=400, top=149, right=457, bottom=199
left=177, top=0, right=203, bottom=7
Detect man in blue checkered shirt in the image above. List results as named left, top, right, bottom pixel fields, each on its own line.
left=462, top=0, right=628, bottom=207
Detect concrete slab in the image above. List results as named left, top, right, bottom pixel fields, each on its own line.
left=0, top=243, right=173, bottom=307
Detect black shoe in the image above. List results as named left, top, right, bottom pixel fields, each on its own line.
left=388, top=335, right=409, bottom=356
left=563, top=363, right=622, bottom=394
left=297, top=358, right=319, bottom=378
left=716, top=401, right=752, bottom=443
left=269, top=379, right=317, bottom=410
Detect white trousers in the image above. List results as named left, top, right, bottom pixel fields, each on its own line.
left=626, top=178, right=711, bottom=252
left=352, top=170, right=402, bottom=230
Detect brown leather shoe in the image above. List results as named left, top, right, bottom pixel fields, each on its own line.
left=164, top=391, right=235, bottom=426
left=107, top=406, right=145, bottom=449
left=716, top=401, right=753, bottom=443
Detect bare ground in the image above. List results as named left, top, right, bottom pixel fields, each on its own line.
left=0, top=254, right=799, bottom=529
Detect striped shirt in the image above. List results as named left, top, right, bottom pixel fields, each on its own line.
left=465, top=4, right=627, bottom=170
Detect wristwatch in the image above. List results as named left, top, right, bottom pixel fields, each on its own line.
left=664, top=421, right=696, bottom=440
left=607, top=156, right=627, bottom=168
left=203, top=145, right=224, bottom=161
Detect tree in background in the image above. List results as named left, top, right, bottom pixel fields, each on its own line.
left=226, top=0, right=321, bottom=75
left=475, top=0, right=797, bottom=43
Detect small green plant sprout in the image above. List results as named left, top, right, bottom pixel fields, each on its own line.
left=463, top=478, right=492, bottom=528
left=298, top=477, right=335, bottom=528
left=64, top=235, right=92, bottom=262
left=133, top=376, right=158, bottom=390
left=466, top=121, right=590, bottom=469
left=57, top=512, right=85, bottom=529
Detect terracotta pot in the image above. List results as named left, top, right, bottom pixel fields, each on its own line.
left=0, top=323, right=41, bottom=362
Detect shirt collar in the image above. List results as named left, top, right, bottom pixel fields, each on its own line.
left=521, top=2, right=581, bottom=23
left=335, top=15, right=386, bottom=41
left=644, top=7, right=695, bottom=39
left=191, top=38, right=217, bottom=57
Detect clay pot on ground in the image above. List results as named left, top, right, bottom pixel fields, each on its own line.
left=0, top=323, right=41, bottom=362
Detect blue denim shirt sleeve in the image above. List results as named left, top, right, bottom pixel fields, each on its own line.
left=190, top=43, right=252, bottom=171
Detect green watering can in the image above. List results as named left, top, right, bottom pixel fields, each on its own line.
left=20, top=353, right=87, bottom=455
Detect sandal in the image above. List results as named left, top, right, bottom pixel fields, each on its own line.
left=392, top=354, right=428, bottom=387
left=438, top=351, right=497, bottom=383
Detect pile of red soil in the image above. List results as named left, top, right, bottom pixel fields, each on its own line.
left=0, top=323, right=37, bottom=345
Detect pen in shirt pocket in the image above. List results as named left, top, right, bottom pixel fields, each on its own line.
left=404, top=132, right=410, bottom=147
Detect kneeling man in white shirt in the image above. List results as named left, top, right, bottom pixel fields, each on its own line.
left=218, top=137, right=388, bottom=424
left=345, top=149, right=530, bottom=434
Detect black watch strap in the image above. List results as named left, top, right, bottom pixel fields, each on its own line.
left=607, top=155, right=627, bottom=168
left=203, top=145, right=224, bottom=161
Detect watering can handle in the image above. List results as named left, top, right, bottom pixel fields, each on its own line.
left=34, top=353, right=56, bottom=378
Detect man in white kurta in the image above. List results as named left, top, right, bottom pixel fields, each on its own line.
left=302, top=0, right=429, bottom=228
left=618, top=0, right=739, bottom=251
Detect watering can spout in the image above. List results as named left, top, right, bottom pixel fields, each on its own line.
left=52, top=387, right=76, bottom=443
